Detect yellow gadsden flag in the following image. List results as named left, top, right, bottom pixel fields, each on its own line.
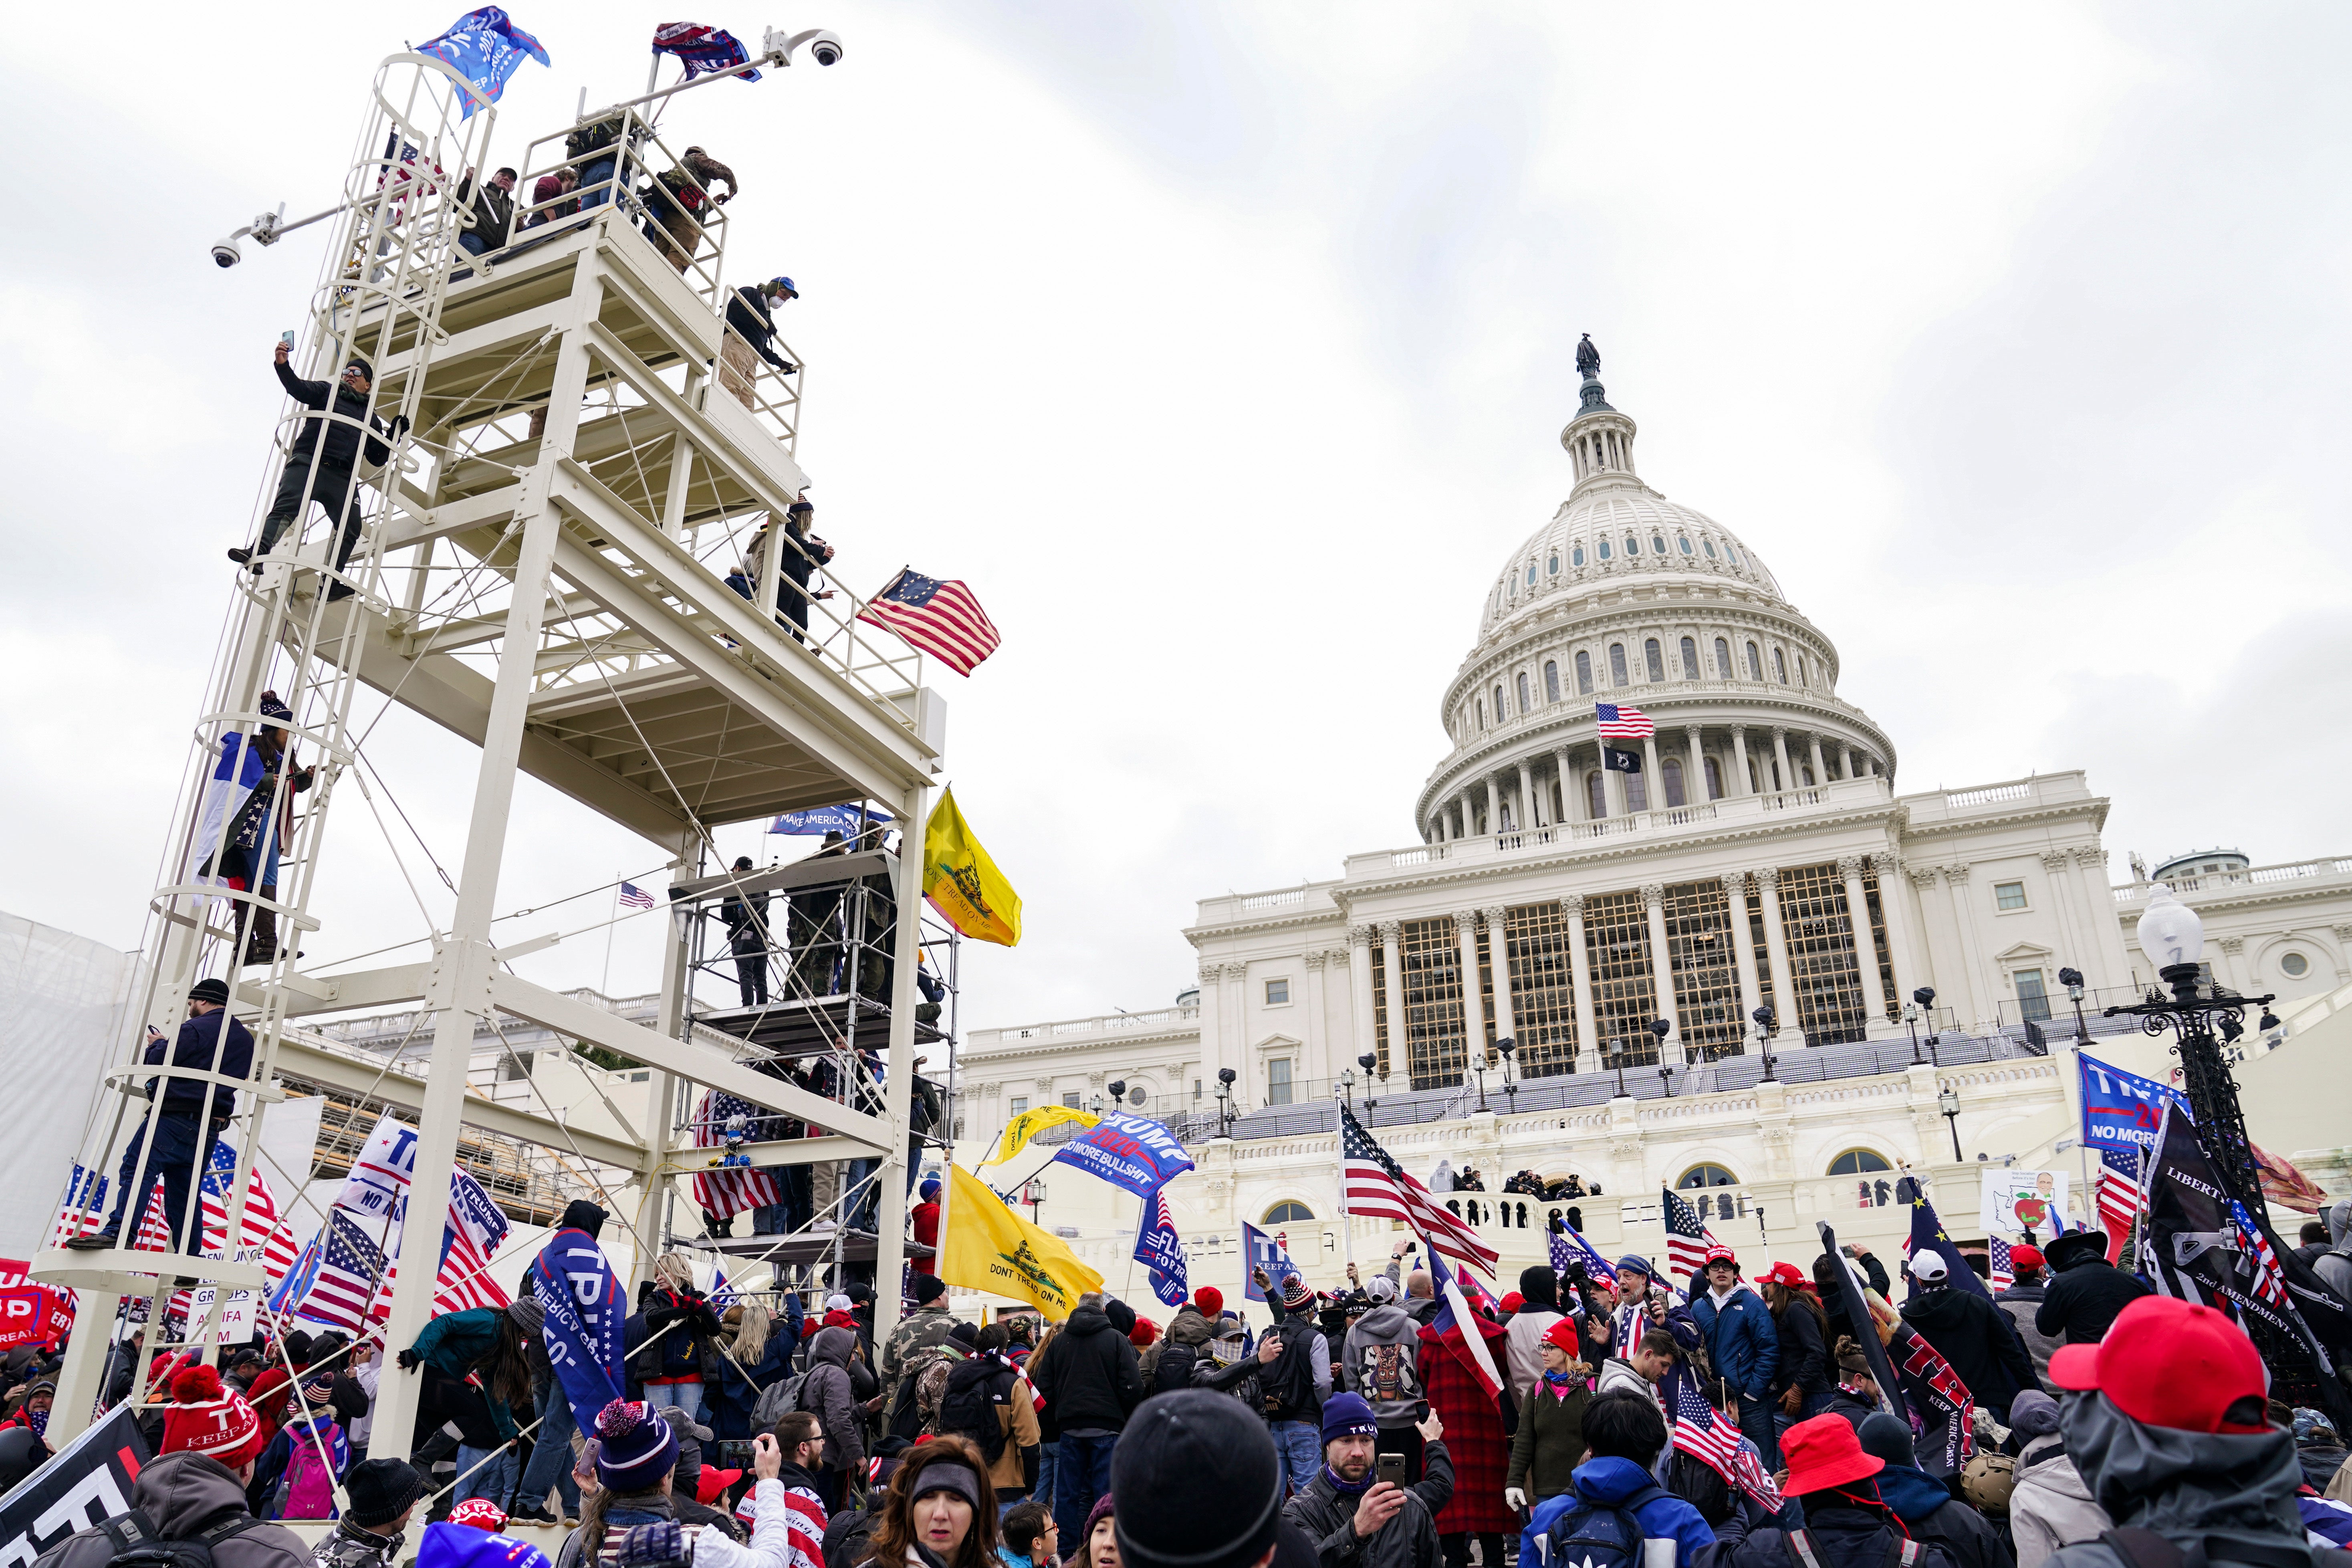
left=923, top=787, right=1022, bottom=947
left=980, top=1104, right=1099, bottom=1167
left=940, top=1163, right=1102, bottom=1317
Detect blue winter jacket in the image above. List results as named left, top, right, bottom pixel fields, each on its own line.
left=1521, top=1456, right=1718, bottom=1568
left=709, top=1306, right=803, bottom=1439
left=1690, top=1288, right=1779, bottom=1402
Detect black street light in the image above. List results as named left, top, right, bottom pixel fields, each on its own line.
left=1107, top=1078, right=1127, bottom=1108
left=1902, top=1001, right=1924, bottom=1066
left=1914, top=985, right=1941, bottom=1065
left=2059, top=967, right=2091, bottom=1049
left=1650, top=1019, right=1674, bottom=1097
left=1213, top=1067, right=1238, bottom=1137
left=1499, top=1037, right=1519, bottom=1114
left=1610, top=1039, right=1630, bottom=1098
left=1358, top=1052, right=1381, bottom=1115
left=1752, top=1005, right=1779, bottom=1083
left=1937, top=1084, right=1963, bottom=1161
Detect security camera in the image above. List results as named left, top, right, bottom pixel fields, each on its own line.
left=808, top=31, right=843, bottom=65
left=212, top=237, right=242, bottom=268
left=772, top=27, right=845, bottom=66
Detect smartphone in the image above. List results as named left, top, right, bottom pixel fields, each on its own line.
left=715, top=1439, right=755, bottom=1467
left=281, top=331, right=296, bottom=348
left=1377, top=1454, right=1406, bottom=1487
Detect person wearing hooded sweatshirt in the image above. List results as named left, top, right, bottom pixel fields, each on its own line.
left=2006, top=1390, right=2108, bottom=1568
left=1521, top=1390, right=1717, bottom=1568
left=1995, top=1246, right=2060, bottom=1394
left=1282, top=1393, right=1452, bottom=1568
left=2042, top=1295, right=2331, bottom=1568
left=1813, top=1249, right=1892, bottom=1355
left=1898, top=1251, right=2038, bottom=1423
left=803, top=1326, right=869, bottom=1512
left=2318, top=1199, right=2352, bottom=1307
left=1851, top=1413, right=2010, bottom=1568
left=1505, top=1266, right=1568, bottom=1409
left=1029, top=1294, right=1142, bottom=1544
left=1342, top=1275, right=1430, bottom=1484
left=2032, top=1232, right=2149, bottom=1349
left=1690, top=1414, right=1959, bottom=1568
left=1151, top=1300, right=1221, bottom=1396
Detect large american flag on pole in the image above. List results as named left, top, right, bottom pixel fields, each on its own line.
left=130, top=1143, right=300, bottom=1281
left=1660, top=1186, right=1720, bottom=1279
left=300, top=1211, right=391, bottom=1332
left=856, top=569, right=1001, bottom=676
left=691, top=1090, right=785, bottom=1221
left=1337, top=1103, right=1497, bottom=1274
left=375, top=1168, right=513, bottom=1317
left=1669, top=1373, right=1743, bottom=1475
left=1596, top=703, right=1655, bottom=739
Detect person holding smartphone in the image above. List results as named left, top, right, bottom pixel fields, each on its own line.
left=1282, top=1392, right=1450, bottom=1568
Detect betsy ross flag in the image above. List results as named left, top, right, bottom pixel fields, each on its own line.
left=1660, top=1186, right=1720, bottom=1279
left=619, top=882, right=656, bottom=909
left=1551, top=1217, right=1616, bottom=1281
left=857, top=569, right=1001, bottom=676
left=1338, top=1103, right=1497, bottom=1274
left=691, top=1091, right=785, bottom=1221
left=1596, top=703, right=1654, bottom=739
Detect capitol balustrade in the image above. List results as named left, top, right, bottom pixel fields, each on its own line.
left=2111, top=855, right=2352, bottom=904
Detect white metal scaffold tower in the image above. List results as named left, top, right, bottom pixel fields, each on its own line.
left=35, top=34, right=945, bottom=1465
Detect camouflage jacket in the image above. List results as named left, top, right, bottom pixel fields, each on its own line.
left=880, top=1306, right=957, bottom=1413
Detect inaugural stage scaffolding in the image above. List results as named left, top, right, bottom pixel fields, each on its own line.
left=34, top=38, right=945, bottom=1459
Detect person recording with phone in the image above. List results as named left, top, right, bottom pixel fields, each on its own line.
left=1283, top=1392, right=1451, bottom=1568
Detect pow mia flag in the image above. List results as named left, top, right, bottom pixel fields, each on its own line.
left=1601, top=746, right=1642, bottom=773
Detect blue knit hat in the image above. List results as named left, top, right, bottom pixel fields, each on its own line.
left=1616, top=1255, right=1652, bottom=1278
left=1320, top=1392, right=1378, bottom=1445
left=593, top=1401, right=677, bottom=1493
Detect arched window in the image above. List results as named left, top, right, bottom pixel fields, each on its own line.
left=1704, top=756, right=1724, bottom=799
left=1573, top=544, right=1586, bottom=567
left=1625, top=534, right=1640, bottom=559
left=1827, top=1150, right=1892, bottom=1177
left=1548, top=553, right=1560, bottom=576
left=1663, top=758, right=1686, bottom=809
left=1644, top=639, right=1665, bottom=682
left=1703, top=538, right=1719, bottom=559
left=1652, top=534, right=1668, bottom=555
left=1544, top=660, right=1561, bottom=702
left=1680, top=636, right=1698, bottom=679
left=1795, top=654, right=1808, bottom=687
left=1714, top=637, right=1730, bottom=677
left=1598, top=539, right=1613, bottom=561
left=1727, top=544, right=1743, bottom=567
left=1587, top=772, right=1607, bottom=818
left=1494, top=684, right=1507, bottom=719
left=1477, top=698, right=1487, bottom=729
left=1677, top=1163, right=1740, bottom=1189
left=1678, top=536, right=1694, bottom=555
left=1517, top=672, right=1531, bottom=712
left=1527, top=563, right=1538, bottom=587
left=1262, top=1200, right=1315, bottom=1223
left=1625, top=770, right=1647, bottom=811
left=1773, top=647, right=1787, bottom=683
left=1745, top=641, right=1762, bottom=680
left=1575, top=650, right=1594, bottom=694
left=1609, top=644, right=1630, bottom=686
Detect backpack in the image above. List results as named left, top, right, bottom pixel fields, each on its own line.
left=276, top=1420, right=343, bottom=1519
left=822, top=1505, right=878, bottom=1568
left=1541, top=1485, right=1666, bottom=1568
left=1779, top=1531, right=1926, bottom=1568
left=936, top=1364, right=1009, bottom=1464
left=566, top=115, right=623, bottom=157
left=2098, top=1528, right=2352, bottom=1568
left=93, top=1508, right=264, bottom=1568
left=752, top=1370, right=809, bottom=1432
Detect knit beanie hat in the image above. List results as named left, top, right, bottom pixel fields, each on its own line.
left=1129, top=1316, right=1158, bottom=1350
left=297, top=1371, right=337, bottom=1409
left=1279, top=1275, right=1313, bottom=1311
left=912, top=1274, right=947, bottom=1305
left=345, top=1457, right=424, bottom=1527
left=1320, top=1392, right=1378, bottom=1445
left=1104, top=1298, right=1138, bottom=1336
left=1541, top=1317, right=1581, bottom=1358
left=508, top=1299, right=547, bottom=1336
left=593, top=1400, right=678, bottom=1493
left=446, top=1499, right=509, bottom=1532
left=1111, top=1392, right=1281, bottom=1568
left=1193, top=1287, right=1224, bottom=1318
left=160, top=1364, right=265, bottom=1465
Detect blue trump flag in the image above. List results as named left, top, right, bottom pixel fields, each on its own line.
left=1135, top=1187, right=1188, bottom=1309
left=531, top=1227, right=625, bottom=1434
left=2079, top=1051, right=2190, bottom=1172
left=1899, top=1179, right=1992, bottom=1301
left=1241, top=1220, right=1300, bottom=1303
left=768, top=803, right=892, bottom=837
left=418, top=8, right=551, bottom=117
left=651, top=22, right=760, bottom=83
left=1048, top=1112, right=1195, bottom=1200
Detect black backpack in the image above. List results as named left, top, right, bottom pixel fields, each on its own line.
left=1541, top=1486, right=1665, bottom=1568
left=822, top=1506, right=878, bottom=1568
left=2098, top=1529, right=2352, bottom=1568
left=94, top=1509, right=263, bottom=1568
left=936, top=1363, right=1009, bottom=1463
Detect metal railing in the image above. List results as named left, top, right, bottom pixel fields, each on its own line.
left=2112, top=856, right=2352, bottom=902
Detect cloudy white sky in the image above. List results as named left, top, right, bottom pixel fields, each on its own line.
left=3, top=4, right=2348, bottom=1035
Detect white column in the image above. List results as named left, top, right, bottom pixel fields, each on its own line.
left=1485, top=776, right=1501, bottom=834
left=1840, top=746, right=1856, bottom=781
left=1642, top=737, right=1664, bottom=814
left=1642, top=882, right=1680, bottom=1061
left=1771, top=727, right=1794, bottom=796
left=2040, top=850, right=2088, bottom=983
left=1303, top=949, right=1330, bottom=1075
left=1839, top=853, right=1890, bottom=1028
left=1347, top=925, right=1378, bottom=1070
left=1807, top=735, right=1828, bottom=788
left=1941, top=864, right=1989, bottom=1031
left=1519, top=760, right=1540, bottom=828
left=1483, top=906, right=1518, bottom=1049
left=1565, top=894, right=1600, bottom=1074
left=869, top=781, right=929, bottom=1352
left=2072, top=848, right=2122, bottom=992
left=1724, top=872, right=1763, bottom=1036
left=1756, top=866, right=1801, bottom=1043
left=1221, top=960, right=1249, bottom=1058
left=1686, top=726, right=1707, bottom=804
left=1560, top=746, right=1585, bottom=821
left=1730, top=725, right=1755, bottom=795
left=1196, top=961, right=1226, bottom=1083
left=1873, top=854, right=1925, bottom=1010
left=1457, top=789, right=1473, bottom=837
left=1454, top=910, right=1489, bottom=1063
left=1380, top=921, right=1406, bottom=1079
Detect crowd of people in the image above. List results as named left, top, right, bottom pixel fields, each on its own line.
left=12, top=1205, right=2352, bottom=1568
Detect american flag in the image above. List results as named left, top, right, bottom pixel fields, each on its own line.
left=1337, top=1104, right=1497, bottom=1273
left=300, top=1212, right=391, bottom=1331
left=856, top=569, right=1001, bottom=677
left=49, top=1166, right=108, bottom=1250
left=2096, top=1153, right=2144, bottom=1257
left=1551, top=1220, right=1616, bottom=1281
left=737, top=1479, right=828, bottom=1568
left=1988, top=1236, right=2013, bottom=1294
left=1660, top=1187, right=1719, bottom=1279
left=692, top=1091, right=785, bottom=1221
left=619, top=882, right=656, bottom=910
left=2230, top=1197, right=2293, bottom=1309
left=1596, top=703, right=1655, bottom=739
left=129, top=1144, right=300, bottom=1282
left=1669, top=1373, right=1743, bottom=1477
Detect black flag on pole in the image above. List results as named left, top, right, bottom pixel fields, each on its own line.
left=1817, top=1221, right=1908, bottom=1425
left=1602, top=746, right=1642, bottom=773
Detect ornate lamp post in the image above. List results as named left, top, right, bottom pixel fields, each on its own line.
left=1914, top=986, right=1941, bottom=1065
left=1937, top=1084, right=1963, bottom=1161
left=1753, top=1006, right=1779, bottom=1084
left=1339, top=1066, right=1356, bottom=1113
left=1213, top=1067, right=1237, bottom=1138
left=1650, top=1018, right=1675, bottom=1096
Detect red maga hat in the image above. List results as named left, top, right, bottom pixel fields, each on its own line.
left=2049, top=1295, right=2268, bottom=1435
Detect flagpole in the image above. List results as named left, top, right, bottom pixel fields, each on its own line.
left=601, top=878, right=621, bottom=997
left=1335, top=1080, right=1353, bottom=1268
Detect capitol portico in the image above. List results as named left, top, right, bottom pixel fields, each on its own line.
left=951, top=348, right=2352, bottom=1302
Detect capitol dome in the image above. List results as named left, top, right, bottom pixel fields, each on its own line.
left=1417, top=343, right=1896, bottom=843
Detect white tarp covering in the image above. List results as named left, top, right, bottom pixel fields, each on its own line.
left=0, top=911, right=139, bottom=1258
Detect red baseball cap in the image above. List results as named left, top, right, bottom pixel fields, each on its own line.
left=1702, top=1243, right=1737, bottom=1268
left=2048, top=1295, right=2269, bottom=1434
left=2008, top=1245, right=2045, bottom=1275
left=1758, top=1262, right=1809, bottom=1291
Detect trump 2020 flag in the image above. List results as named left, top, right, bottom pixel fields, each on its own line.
left=922, top=787, right=1021, bottom=947
left=1135, top=1188, right=1188, bottom=1309
left=651, top=21, right=759, bottom=82
left=1048, top=1112, right=1195, bottom=1201
left=532, top=1225, right=627, bottom=1436
left=336, top=1112, right=418, bottom=1223
left=419, top=8, right=552, bottom=116
left=1241, top=1221, right=1299, bottom=1304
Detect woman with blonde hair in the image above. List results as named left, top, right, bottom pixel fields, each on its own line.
left=631, top=1253, right=724, bottom=1421
left=713, top=1298, right=801, bottom=1440
left=861, top=1433, right=1001, bottom=1568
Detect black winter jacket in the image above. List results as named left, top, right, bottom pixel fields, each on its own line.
left=457, top=172, right=515, bottom=249
left=2033, top=1259, right=2150, bottom=1347
left=1900, top=1286, right=2038, bottom=1415
left=1770, top=1302, right=1831, bottom=1399
left=1283, top=1439, right=1454, bottom=1568
left=1031, top=1306, right=1140, bottom=1433
left=1696, top=1497, right=1961, bottom=1568
left=1150, top=1306, right=1217, bottom=1395
left=274, top=360, right=403, bottom=470
left=143, top=1009, right=255, bottom=1115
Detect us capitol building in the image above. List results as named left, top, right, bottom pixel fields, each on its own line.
left=950, top=347, right=2352, bottom=1295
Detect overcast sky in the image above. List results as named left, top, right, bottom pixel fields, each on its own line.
left=4, top=4, right=2348, bottom=1037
